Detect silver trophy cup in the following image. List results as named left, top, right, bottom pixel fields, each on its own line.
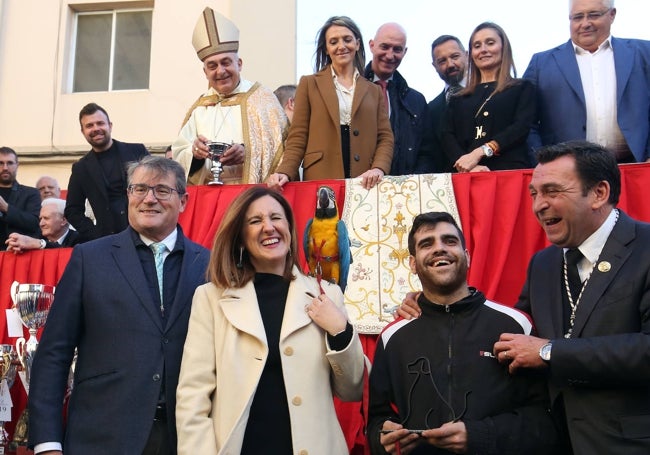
left=11, top=282, right=55, bottom=385
left=0, top=344, right=19, bottom=450
left=206, top=141, right=230, bottom=185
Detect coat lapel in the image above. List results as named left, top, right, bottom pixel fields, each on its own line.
left=280, top=270, right=320, bottom=341
left=571, top=212, right=635, bottom=337
left=351, top=77, right=369, bottom=121
left=314, top=67, right=341, bottom=128
left=220, top=283, right=268, bottom=345
left=111, top=230, right=164, bottom=331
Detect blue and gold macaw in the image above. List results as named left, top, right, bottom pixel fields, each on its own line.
left=303, top=186, right=352, bottom=292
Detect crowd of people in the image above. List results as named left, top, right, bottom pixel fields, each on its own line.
left=1, top=0, right=649, bottom=454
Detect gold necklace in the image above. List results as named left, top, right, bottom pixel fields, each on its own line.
left=474, top=85, right=496, bottom=118
left=563, top=209, right=619, bottom=338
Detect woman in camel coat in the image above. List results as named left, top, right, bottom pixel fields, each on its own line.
left=268, top=16, right=393, bottom=191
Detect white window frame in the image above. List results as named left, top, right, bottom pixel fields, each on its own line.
left=68, top=7, right=153, bottom=93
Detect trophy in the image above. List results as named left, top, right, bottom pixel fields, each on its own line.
left=206, top=141, right=230, bottom=185
left=11, top=282, right=55, bottom=386
left=0, top=344, right=19, bottom=452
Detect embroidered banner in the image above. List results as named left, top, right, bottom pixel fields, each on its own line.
left=341, top=174, right=460, bottom=334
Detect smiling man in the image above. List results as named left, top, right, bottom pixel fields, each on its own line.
left=173, top=7, right=288, bottom=186
left=65, top=103, right=148, bottom=242
left=493, top=141, right=650, bottom=454
left=417, top=35, right=469, bottom=173
left=29, top=156, right=210, bottom=455
left=364, top=22, right=426, bottom=176
left=524, top=0, right=650, bottom=163
left=367, top=212, right=559, bottom=455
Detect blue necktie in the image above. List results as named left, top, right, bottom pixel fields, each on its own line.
left=150, top=242, right=166, bottom=315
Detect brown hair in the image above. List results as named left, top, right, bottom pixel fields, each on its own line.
left=463, top=22, right=518, bottom=96
left=207, top=186, right=300, bottom=288
left=314, top=16, right=365, bottom=74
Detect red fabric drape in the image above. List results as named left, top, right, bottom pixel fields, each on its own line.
left=2, top=164, right=650, bottom=448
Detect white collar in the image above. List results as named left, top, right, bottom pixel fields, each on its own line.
left=140, top=228, right=178, bottom=252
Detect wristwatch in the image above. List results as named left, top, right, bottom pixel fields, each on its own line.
left=39, top=239, right=47, bottom=249
left=539, top=342, right=553, bottom=362
left=481, top=144, right=494, bottom=157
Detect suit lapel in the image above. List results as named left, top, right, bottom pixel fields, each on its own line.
left=552, top=41, right=585, bottom=104
left=314, top=68, right=341, bottom=128
left=164, top=237, right=201, bottom=330
left=85, top=152, right=110, bottom=203
left=111, top=231, right=164, bottom=331
left=571, top=212, right=635, bottom=337
left=612, top=38, right=634, bottom=105
left=539, top=248, right=567, bottom=338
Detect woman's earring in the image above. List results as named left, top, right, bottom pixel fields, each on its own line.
left=236, top=246, right=244, bottom=269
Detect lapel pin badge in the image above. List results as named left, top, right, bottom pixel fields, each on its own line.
left=597, top=261, right=611, bottom=273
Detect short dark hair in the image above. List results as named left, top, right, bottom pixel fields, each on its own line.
left=126, top=155, right=187, bottom=196
left=79, top=103, right=111, bottom=125
left=431, top=34, right=465, bottom=53
left=536, top=141, right=621, bottom=205
left=0, top=146, right=18, bottom=161
left=274, top=85, right=297, bottom=107
left=408, top=212, right=466, bottom=255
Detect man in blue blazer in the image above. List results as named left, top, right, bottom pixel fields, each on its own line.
left=524, top=0, right=650, bottom=163
left=495, top=142, right=650, bottom=454
left=29, top=156, right=210, bottom=454
left=65, top=103, right=149, bottom=242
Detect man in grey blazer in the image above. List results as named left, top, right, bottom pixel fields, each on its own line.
left=29, top=156, right=210, bottom=454
left=494, top=141, right=650, bottom=454
left=524, top=0, right=650, bottom=163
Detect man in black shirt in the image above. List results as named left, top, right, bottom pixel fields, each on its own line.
left=65, top=103, right=148, bottom=241
left=0, top=146, right=40, bottom=250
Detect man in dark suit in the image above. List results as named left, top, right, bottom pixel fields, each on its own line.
left=65, top=103, right=149, bottom=242
left=5, top=197, right=80, bottom=251
left=494, top=141, right=650, bottom=454
left=364, top=22, right=427, bottom=176
left=29, top=156, right=210, bottom=454
left=416, top=35, right=467, bottom=173
left=524, top=0, right=650, bottom=163
left=0, top=146, right=40, bottom=250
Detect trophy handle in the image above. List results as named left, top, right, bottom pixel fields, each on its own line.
left=15, top=338, right=26, bottom=370
left=10, top=281, right=20, bottom=307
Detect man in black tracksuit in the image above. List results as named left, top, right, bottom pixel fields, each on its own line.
left=367, top=212, right=560, bottom=454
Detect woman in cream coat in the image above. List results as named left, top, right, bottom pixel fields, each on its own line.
left=176, top=186, right=364, bottom=455
left=268, top=16, right=393, bottom=191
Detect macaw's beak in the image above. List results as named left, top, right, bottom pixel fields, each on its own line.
left=318, top=188, right=329, bottom=208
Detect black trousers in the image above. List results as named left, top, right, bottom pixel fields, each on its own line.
left=142, top=405, right=173, bottom=455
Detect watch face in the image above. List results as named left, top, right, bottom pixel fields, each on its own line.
left=540, top=344, right=551, bottom=361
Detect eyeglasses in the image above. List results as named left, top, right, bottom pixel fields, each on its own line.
left=569, top=9, right=611, bottom=22
left=127, top=184, right=181, bottom=200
